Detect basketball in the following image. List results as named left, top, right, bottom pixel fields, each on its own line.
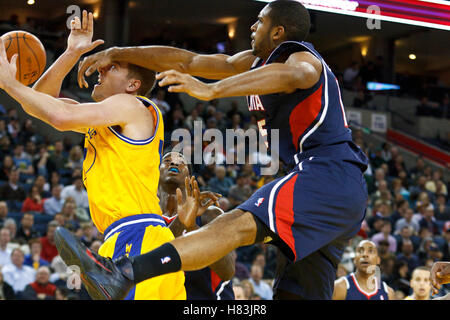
left=1, top=30, right=46, bottom=86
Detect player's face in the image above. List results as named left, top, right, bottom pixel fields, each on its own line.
left=354, top=241, right=380, bottom=274
left=250, top=6, right=275, bottom=58
left=410, top=270, right=431, bottom=299
left=91, top=62, right=131, bottom=102
left=159, top=152, right=190, bottom=187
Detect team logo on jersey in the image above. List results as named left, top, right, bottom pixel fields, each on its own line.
left=248, top=95, right=265, bottom=112
left=161, top=256, right=172, bottom=264
left=255, top=197, right=265, bottom=207
left=87, top=128, right=97, bottom=139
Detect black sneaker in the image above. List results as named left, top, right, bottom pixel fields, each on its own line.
left=54, top=226, right=134, bottom=300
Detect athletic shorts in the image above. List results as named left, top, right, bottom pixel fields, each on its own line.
left=99, top=214, right=186, bottom=300
left=237, top=156, right=367, bottom=299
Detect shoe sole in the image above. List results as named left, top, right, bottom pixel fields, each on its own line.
left=55, top=227, right=112, bottom=300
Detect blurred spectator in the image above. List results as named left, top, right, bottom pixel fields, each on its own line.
left=90, top=240, right=102, bottom=255
left=0, top=155, right=14, bottom=181
left=47, top=140, right=68, bottom=174
left=395, top=208, right=420, bottom=235
left=418, top=204, right=439, bottom=236
left=43, top=185, right=64, bottom=216
left=395, top=226, right=420, bottom=253
left=397, top=240, right=420, bottom=272
left=61, top=175, right=89, bottom=211
left=184, top=108, right=204, bottom=131
left=343, top=62, right=359, bottom=89
left=0, top=269, right=15, bottom=300
left=206, top=165, right=233, bottom=197
left=21, top=266, right=56, bottom=300
left=232, top=283, right=247, bottom=300
left=230, top=250, right=250, bottom=281
left=79, top=222, right=95, bottom=248
left=0, top=169, right=26, bottom=210
left=24, top=238, right=49, bottom=270
left=40, top=221, right=59, bottom=263
left=16, top=212, right=40, bottom=244
left=21, top=186, right=45, bottom=214
left=152, top=89, right=171, bottom=117
left=392, top=260, right=411, bottom=296
left=12, top=144, right=34, bottom=180
left=442, top=223, right=450, bottom=261
left=227, top=173, right=252, bottom=208
left=0, top=201, right=8, bottom=228
left=240, top=279, right=255, bottom=301
left=0, top=228, right=12, bottom=267
left=66, top=146, right=84, bottom=171
left=248, top=264, right=273, bottom=300
left=371, top=220, right=397, bottom=253
left=4, top=219, right=18, bottom=245
left=2, top=248, right=36, bottom=295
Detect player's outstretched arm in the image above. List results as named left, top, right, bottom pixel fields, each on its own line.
left=77, top=46, right=256, bottom=88
left=155, top=51, right=322, bottom=101
left=33, top=10, right=104, bottom=97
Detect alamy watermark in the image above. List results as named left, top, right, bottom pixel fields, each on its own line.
left=171, top=121, right=280, bottom=175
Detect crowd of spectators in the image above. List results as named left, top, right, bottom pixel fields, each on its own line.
left=0, top=80, right=448, bottom=300
left=0, top=11, right=448, bottom=301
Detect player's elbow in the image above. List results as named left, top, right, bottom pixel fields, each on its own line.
left=50, top=110, right=71, bottom=131
left=288, top=64, right=320, bottom=90
left=219, top=263, right=235, bottom=281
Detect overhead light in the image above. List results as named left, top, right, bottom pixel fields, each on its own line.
left=409, top=54, right=416, bottom=60
left=93, top=10, right=99, bottom=18
left=27, top=0, right=35, bottom=5
left=361, top=45, right=368, bottom=57
left=228, top=23, right=236, bottom=39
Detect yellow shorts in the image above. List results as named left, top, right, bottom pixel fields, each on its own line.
left=98, top=214, right=186, bottom=300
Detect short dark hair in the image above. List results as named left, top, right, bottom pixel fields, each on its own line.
left=126, top=63, right=157, bottom=97
left=267, top=0, right=311, bottom=42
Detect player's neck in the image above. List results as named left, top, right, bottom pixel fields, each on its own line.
left=160, top=186, right=185, bottom=217
left=354, top=270, right=374, bottom=290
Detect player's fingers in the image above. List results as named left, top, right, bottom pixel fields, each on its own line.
left=168, top=84, right=186, bottom=93
left=0, top=38, right=6, bottom=60
left=82, top=10, right=88, bottom=30
left=156, top=70, right=178, bottom=80
left=185, top=176, right=191, bottom=197
left=87, top=11, right=94, bottom=33
left=10, top=54, right=18, bottom=66
left=89, top=39, right=105, bottom=51
left=176, top=188, right=183, bottom=206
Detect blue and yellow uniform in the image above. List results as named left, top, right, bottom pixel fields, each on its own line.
left=82, top=95, right=186, bottom=300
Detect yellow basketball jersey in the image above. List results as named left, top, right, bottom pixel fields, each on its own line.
left=82, top=96, right=164, bottom=233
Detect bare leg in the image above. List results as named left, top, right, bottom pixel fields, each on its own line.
left=171, top=209, right=257, bottom=271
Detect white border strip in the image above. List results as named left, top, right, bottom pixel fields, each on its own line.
left=268, top=172, right=295, bottom=232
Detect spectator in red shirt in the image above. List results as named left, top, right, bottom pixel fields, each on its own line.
left=40, top=221, right=59, bottom=263
left=22, top=266, right=56, bottom=300
left=21, top=186, right=44, bottom=214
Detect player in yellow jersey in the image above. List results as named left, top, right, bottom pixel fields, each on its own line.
left=0, top=11, right=185, bottom=299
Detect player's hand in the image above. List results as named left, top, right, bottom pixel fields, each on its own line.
left=176, top=176, right=220, bottom=230
left=67, top=10, right=104, bottom=56
left=156, top=70, right=215, bottom=101
left=431, top=261, right=450, bottom=294
left=0, top=38, right=18, bottom=89
left=77, top=47, right=114, bottom=88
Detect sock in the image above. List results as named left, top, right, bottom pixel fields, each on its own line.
left=129, top=243, right=181, bottom=284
